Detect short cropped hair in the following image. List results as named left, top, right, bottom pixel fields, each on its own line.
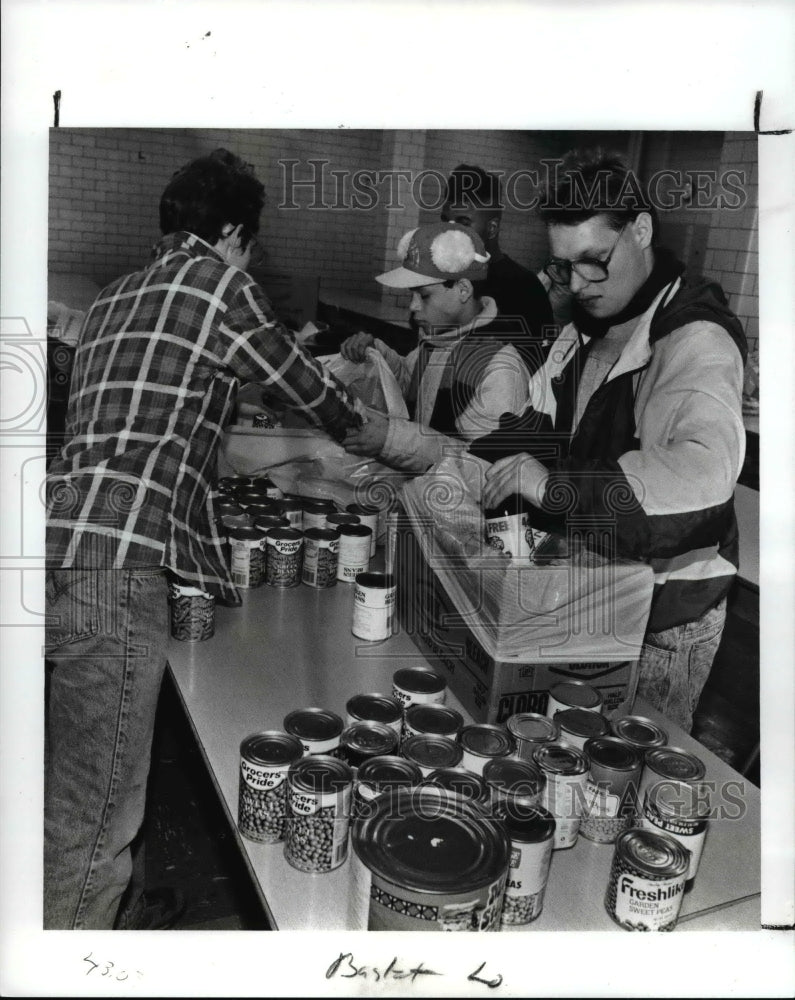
left=159, top=148, right=266, bottom=248
left=444, top=163, right=502, bottom=216
left=539, top=147, right=658, bottom=241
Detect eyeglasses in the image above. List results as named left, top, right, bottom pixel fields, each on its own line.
left=544, top=223, right=626, bottom=286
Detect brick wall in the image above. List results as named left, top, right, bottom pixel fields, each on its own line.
left=48, top=127, right=388, bottom=297
left=49, top=128, right=759, bottom=355
left=641, top=130, right=759, bottom=356
left=704, top=132, right=759, bottom=356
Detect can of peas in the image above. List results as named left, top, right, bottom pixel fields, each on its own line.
left=284, top=755, right=353, bottom=873
left=238, top=731, right=304, bottom=844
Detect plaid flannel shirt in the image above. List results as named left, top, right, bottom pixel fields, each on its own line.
left=47, top=231, right=360, bottom=602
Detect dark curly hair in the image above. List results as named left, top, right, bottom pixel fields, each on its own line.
left=443, top=163, right=503, bottom=216
left=539, top=147, right=658, bottom=241
left=159, top=148, right=266, bottom=248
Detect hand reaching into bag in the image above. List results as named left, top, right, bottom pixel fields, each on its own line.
left=339, top=332, right=375, bottom=363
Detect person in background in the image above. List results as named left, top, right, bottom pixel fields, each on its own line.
left=45, top=148, right=362, bottom=930
left=341, top=221, right=530, bottom=473
left=441, top=162, right=554, bottom=370
left=475, top=147, right=746, bottom=733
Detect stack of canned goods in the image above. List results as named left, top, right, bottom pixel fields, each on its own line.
left=213, top=482, right=406, bottom=642
left=236, top=667, right=712, bottom=933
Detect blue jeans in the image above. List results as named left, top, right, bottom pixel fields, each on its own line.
left=635, top=598, right=727, bottom=733
left=44, top=567, right=169, bottom=929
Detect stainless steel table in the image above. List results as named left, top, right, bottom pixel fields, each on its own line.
left=167, top=571, right=761, bottom=932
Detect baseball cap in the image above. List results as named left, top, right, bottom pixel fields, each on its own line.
left=375, top=221, right=490, bottom=289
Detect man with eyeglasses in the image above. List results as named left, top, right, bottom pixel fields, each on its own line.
left=474, top=147, right=747, bottom=734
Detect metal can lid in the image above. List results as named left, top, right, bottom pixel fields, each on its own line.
left=240, top=730, right=304, bottom=767
left=357, top=755, right=423, bottom=789
left=556, top=707, right=610, bottom=740
left=341, top=721, right=399, bottom=757
left=288, top=754, right=353, bottom=794
left=236, top=490, right=274, bottom=504
left=276, top=498, right=305, bottom=512
left=253, top=515, right=290, bottom=531
left=646, top=779, right=713, bottom=821
left=352, top=787, right=509, bottom=894
left=303, top=527, right=340, bottom=542
left=219, top=476, right=253, bottom=488
left=338, top=524, right=372, bottom=538
left=549, top=680, right=602, bottom=710
left=423, top=767, right=489, bottom=804
left=482, top=757, right=546, bottom=799
left=355, top=572, right=396, bottom=589
left=393, top=668, right=446, bottom=696
left=227, top=525, right=267, bottom=541
left=303, top=499, right=337, bottom=513
left=405, top=703, right=464, bottom=736
left=346, top=693, right=403, bottom=726
left=346, top=503, right=380, bottom=516
left=533, top=741, right=589, bottom=776
left=615, top=827, right=690, bottom=879
left=283, top=708, right=344, bottom=742
left=215, top=500, right=245, bottom=514
left=459, top=724, right=514, bottom=759
left=250, top=475, right=275, bottom=488
left=266, top=527, right=304, bottom=543
left=503, top=805, right=556, bottom=845
left=507, top=712, right=560, bottom=744
left=242, top=502, right=281, bottom=517
left=402, top=735, right=463, bottom=771
left=326, top=512, right=361, bottom=525
left=583, top=736, right=643, bottom=771
left=611, top=715, right=669, bottom=749
left=644, top=746, right=706, bottom=782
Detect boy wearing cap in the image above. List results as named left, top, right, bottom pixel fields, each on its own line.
left=341, top=222, right=530, bottom=473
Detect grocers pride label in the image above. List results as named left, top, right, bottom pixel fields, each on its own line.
left=241, top=757, right=288, bottom=791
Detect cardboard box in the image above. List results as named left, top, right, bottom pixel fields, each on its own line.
left=395, top=518, right=646, bottom=725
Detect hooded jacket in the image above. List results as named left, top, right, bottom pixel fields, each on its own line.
left=374, top=297, right=530, bottom=474
left=471, top=273, right=747, bottom=632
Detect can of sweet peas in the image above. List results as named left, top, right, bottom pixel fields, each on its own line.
left=284, top=755, right=353, bottom=873
left=238, top=731, right=304, bottom=844
left=580, top=737, right=644, bottom=844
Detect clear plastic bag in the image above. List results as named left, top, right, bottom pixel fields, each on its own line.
left=219, top=349, right=412, bottom=518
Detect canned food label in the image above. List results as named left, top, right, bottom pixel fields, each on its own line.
left=338, top=560, right=369, bottom=583
left=392, top=685, right=445, bottom=709
left=302, top=537, right=339, bottom=588
left=352, top=583, right=395, bottom=640
left=297, top=736, right=340, bottom=756
left=485, top=512, right=531, bottom=560
left=241, top=757, right=287, bottom=791
left=269, top=537, right=301, bottom=555
left=304, top=511, right=330, bottom=531
left=289, top=786, right=339, bottom=816
left=501, top=839, right=552, bottom=925
left=542, top=772, right=589, bottom=849
left=230, top=537, right=263, bottom=588
left=585, top=779, right=621, bottom=818
left=641, top=796, right=707, bottom=880
left=614, top=873, right=686, bottom=930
